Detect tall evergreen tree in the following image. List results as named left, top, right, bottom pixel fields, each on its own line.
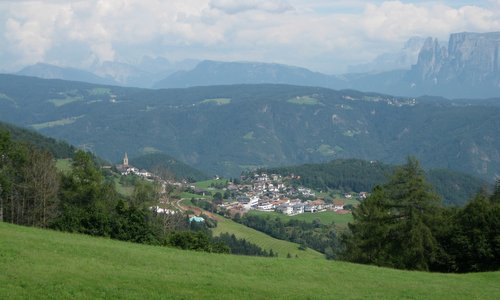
left=343, top=157, right=441, bottom=271
left=491, top=180, right=500, bottom=204
left=449, top=191, right=500, bottom=272
left=54, top=150, right=116, bottom=234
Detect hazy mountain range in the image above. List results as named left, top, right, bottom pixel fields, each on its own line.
left=11, top=31, right=500, bottom=99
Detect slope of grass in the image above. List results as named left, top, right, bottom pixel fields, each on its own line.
left=30, top=115, right=84, bottom=130
left=194, top=178, right=228, bottom=189
left=212, top=217, right=323, bottom=259
left=201, top=98, right=231, bottom=105
left=55, top=158, right=72, bottom=174
left=48, top=96, right=83, bottom=107
left=1, top=222, right=499, bottom=299
left=248, top=210, right=353, bottom=229
left=287, top=95, right=321, bottom=105
left=113, top=177, right=134, bottom=197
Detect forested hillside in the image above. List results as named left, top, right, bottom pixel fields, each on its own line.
left=0, top=121, right=76, bottom=159
left=130, top=153, right=208, bottom=182
left=262, top=159, right=488, bottom=206
left=1, top=74, right=499, bottom=180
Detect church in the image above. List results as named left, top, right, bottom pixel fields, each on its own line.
left=116, top=153, right=152, bottom=178
left=116, top=152, right=137, bottom=175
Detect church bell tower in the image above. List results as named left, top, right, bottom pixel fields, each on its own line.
left=123, top=153, right=129, bottom=167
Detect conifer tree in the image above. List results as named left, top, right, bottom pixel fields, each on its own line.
left=343, top=157, right=441, bottom=271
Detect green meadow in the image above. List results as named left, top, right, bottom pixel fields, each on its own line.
left=287, top=95, right=321, bottom=105
left=212, top=216, right=323, bottom=259
left=201, top=98, right=231, bottom=105
left=48, top=96, right=83, bottom=107
left=193, top=178, right=229, bottom=189
left=1, top=222, right=499, bottom=299
left=55, top=158, right=73, bottom=174
left=248, top=210, right=353, bottom=229
left=30, top=115, right=84, bottom=130
left=113, top=177, right=135, bottom=197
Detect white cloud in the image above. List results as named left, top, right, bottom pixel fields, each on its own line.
left=209, top=0, right=293, bottom=14
left=0, top=0, right=499, bottom=73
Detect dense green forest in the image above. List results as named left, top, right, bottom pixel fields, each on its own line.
left=0, top=121, right=76, bottom=159
left=1, top=75, right=499, bottom=179
left=342, top=158, right=500, bottom=273
left=0, top=121, right=207, bottom=182
left=262, top=159, right=488, bottom=206
left=130, top=152, right=208, bottom=182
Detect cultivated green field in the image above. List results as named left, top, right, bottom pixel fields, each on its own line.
left=88, top=87, right=111, bottom=96
left=193, top=178, right=229, bottom=189
left=248, top=210, right=353, bottom=229
left=55, top=158, right=73, bottom=173
left=287, top=95, right=321, bottom=105
left=212, top=217, right=323, bottom=259
left=30, top=115, right=84, bottom=130
left=0, top=93, right=16, bottom=105
left=1, top=222, right=499, bottom=299
left=48, top=96, right=83, bottom=107
left=113, top=177, right=134, bottom=197
left=178, top=192, right=209, bottom=200
left=201, top=98, right=231, bottom=105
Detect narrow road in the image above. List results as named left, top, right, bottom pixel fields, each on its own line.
left=174, top=198, right=220, bottom=221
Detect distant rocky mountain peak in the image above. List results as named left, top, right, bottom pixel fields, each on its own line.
left=348, top=36, right=426, bottom=73
left=408, top=31, right=500, bottom=94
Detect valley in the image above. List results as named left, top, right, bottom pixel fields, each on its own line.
left=1, top=75, right=499, bottom=181
left=1, top=2, right=500, bottom=298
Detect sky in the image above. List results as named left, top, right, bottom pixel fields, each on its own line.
left=0, top=0, right=499, bottom=74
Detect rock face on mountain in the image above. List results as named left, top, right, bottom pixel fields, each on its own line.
left=11, top=32, right=500, bottom=99
left=151, top=32, right=499, bottom=98
left=411, top=37, right=447, bottom=82
left=348, top=36, right=426, bottom=73
left=447, top=32, right=500, bottom=79
left=407, top=32, right=500, bottom=97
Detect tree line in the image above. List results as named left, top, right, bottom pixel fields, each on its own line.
left=234, top=214, right=339, bottom=259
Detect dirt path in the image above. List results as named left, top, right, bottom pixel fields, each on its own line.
left=175, top=198, right=220, bottom=221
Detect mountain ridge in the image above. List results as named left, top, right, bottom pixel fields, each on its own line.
left=9, top=31, right=500, bottom=99
left=0, top=74, right=498, bottom=180
left=17, top=63, right=117, bottom=86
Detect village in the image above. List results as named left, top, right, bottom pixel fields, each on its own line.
left=115, top=153, right=367, bottom=219
left=189, top=172, right=368, bottom=218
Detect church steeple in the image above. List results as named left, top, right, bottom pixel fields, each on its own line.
left=123, top=152, right=129, bottom=167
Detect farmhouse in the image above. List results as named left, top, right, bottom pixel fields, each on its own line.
left=333, top=200, right=345, bottom=211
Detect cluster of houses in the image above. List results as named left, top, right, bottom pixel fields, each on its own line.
left=115, top=153, right=154, bottom=178
left=216, top=172, right=361, bottom=216
left=115, top=154, right=365, bottom=220
left=115, top=152, right=184, bottom=196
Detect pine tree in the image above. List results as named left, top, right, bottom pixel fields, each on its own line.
left=450, top=192, right=500, bottom=272
left=343, top=157, right=441, bottom=271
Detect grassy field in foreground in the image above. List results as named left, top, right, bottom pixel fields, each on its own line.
left=212, top=217, right=323, bottom=259
left=1, top=223, right=499, bottom=299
